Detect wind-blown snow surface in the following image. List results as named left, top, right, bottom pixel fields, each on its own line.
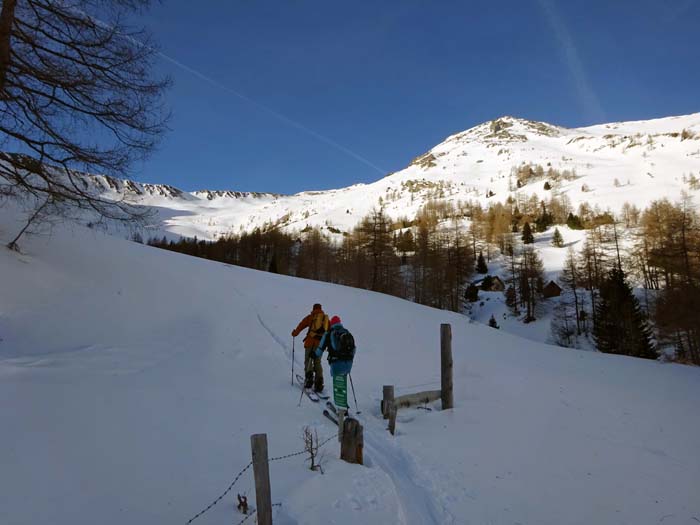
left=81, top=112, right=700, bottom=240
left=1, top=206, right=700, bottom=525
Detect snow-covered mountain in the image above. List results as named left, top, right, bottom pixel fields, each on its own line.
left=78, top=112, right=700, bottom=240
left=1, top=201, right=699, bottom=525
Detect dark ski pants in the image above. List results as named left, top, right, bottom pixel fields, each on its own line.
left=304, top=345, right=324, bottom=389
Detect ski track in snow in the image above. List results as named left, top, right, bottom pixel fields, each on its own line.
left=255, top=306, right=449, bottom=523
left=363, top=430, right=452, bottom=525
left=257, top=312, right=292, bottom=358
left=4, top=199, right=700, bottom=525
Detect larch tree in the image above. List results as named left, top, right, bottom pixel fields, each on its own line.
left=518, top=246, right=544, bottom=322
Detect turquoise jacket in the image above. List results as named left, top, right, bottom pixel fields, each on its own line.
left=316, top=323, right=354, bottom=377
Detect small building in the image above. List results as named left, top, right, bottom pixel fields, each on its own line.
left=480, top=275, right=505, bottom=292
left=543, top=280, right=562, bottom=298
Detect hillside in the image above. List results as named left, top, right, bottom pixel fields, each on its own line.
left=1, top=202, right=699, bottom=525
left=61, top=112, right=700, bottom=241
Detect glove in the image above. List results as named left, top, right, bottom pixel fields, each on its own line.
left=291, top=330, right=296, bottom=337
left=314, top=348, right=322, bottom=358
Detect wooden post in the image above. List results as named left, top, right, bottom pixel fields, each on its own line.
left=337, top=409, right=346, bottom=443
left=382, top=385, right=395, bottom=419
left=250, top=434, right=272, bottom=525
left=340, top=418, right=363, bottom=464
left=440, top=323, right=454, bottom=410
left=387, top=400, right=397, bottom=436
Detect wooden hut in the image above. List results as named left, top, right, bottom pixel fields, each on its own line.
left=480, top=275, right=506, bottom=292
left=543, top=280, right=562, bottom=298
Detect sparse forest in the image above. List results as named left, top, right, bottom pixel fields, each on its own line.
left=149, top=188, right=699, bottom=364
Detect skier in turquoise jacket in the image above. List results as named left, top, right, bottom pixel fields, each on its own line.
left=316, top=315, right=355, bottom=408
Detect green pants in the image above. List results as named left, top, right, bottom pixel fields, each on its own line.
left=304, top=346, right=324, bottom=389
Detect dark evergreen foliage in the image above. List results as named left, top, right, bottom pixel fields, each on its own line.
left=552, top=227, right=564, bottom=247
left=476, top=251, right=488, bottom=273
left=566, top=212, right=584, bottom=230
left=465, top=284, right=479, bottom=302
left=268, top=253, right=279, bottom=274
left=593, top=268, right=656, bottom=359
left=535, top=202, right=553, bottom=232
left=521, top=222, right=534, bottom=244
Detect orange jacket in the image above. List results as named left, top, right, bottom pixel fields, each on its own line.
left=292, top=307, right=329, bottom=349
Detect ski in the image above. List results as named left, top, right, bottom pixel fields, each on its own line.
left=304, top=389, right=320, bottom=402
left=295, top=374, right=330, bottom=399
left=322, top=409, right=338, bottom=426
left=326, top=400, right=358, bottom=419
left=295, top=374, right=320, bottom=402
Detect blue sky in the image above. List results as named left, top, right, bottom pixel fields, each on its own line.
left=132, top=0, right=700, bottom=194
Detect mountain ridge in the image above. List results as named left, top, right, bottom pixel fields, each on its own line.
left=6, top=112, right=699, bottom=240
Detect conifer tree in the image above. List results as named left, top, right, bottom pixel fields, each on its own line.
left=566, top=212, right=584, bottom=230
left=522, top=222, right=534, bottom=244
left=505, top=285, right=518, bottom=313
left=593, top=267, right=656, bottom=359
left=476, top=251, right=488, bottom=274
left=268, top=253, right=279, bottom=274
left=465, top=284, right=479, bottom=303
left=552, top=227, right=564, bottom=247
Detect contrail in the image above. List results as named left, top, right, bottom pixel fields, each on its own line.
left=154, top=52, right=387, bottom=174
left=537, top=0, right=606, bottom=123
left=72, top=6, right=386, bottom=175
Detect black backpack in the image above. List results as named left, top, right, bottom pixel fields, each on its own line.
left=330, top=328, right=356, bottom=361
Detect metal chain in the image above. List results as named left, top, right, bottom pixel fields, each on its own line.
left=268, top=433, right=336, bottom=463
left=234, top=504, right=282, bottom=525
left=267, top=449, right=307, bottom=462
left=318, top=433, right=337, bottom=449
left=189, top=432, right=336, bottom=524
left=186, top=461, right=253, bottom=524
left=235, top=508, right=256, bottom=525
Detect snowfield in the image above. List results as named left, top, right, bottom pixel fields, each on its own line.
left=76, top=112, right=700, bottom=241
left=1, top=204, right=699, bottom=525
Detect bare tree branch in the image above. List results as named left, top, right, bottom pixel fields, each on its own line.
left=0, top=0, right=170, bottom=248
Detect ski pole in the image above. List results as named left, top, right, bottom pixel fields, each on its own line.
left=297, top=379, right=305, bottom=407
left=348, top=373, right=360, bottom=414
left=291, top=337, right=295, bottom=386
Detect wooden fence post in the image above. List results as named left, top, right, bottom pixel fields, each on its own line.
left=340, top=418, right=364, bottom=465
left=250, top=434, right=272, bottom=525
left=337, top=409, right=346, bottom=443
left=382, top=385, right=395, bottom=419
left=387, top=400, right=397, bottom=436
left=441, top=323, right=454, bottom=410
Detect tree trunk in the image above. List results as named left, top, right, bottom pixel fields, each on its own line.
left=0, top=0, right=17, bottom=93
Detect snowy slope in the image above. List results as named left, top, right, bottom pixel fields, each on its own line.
left=465, top=225, right=590, bottom=346
left=64, top=112, right=700, bottom=240
left=1, top=204, right=699, bottom=525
